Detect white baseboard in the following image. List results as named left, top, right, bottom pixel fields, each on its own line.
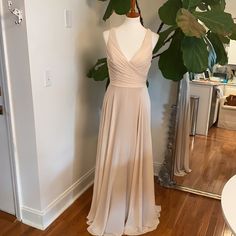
left=21, top=167, right=95, bottom=230
left=153, top=162, right=162, bottom=176
left=21, top=162, right=161, bottom=230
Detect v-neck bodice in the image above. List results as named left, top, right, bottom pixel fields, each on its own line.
left=87, top=26, right=161, bottom=236
left=106, top=28, right=153, bottom=88
left=112, top=28, right=149, bottom=63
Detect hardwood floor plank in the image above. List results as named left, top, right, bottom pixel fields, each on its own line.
left=0, top=183, right=233, bottom=236
left=175, top=127, right=236, bottom=195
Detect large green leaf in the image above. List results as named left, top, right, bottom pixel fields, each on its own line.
left=205, top=37, right=217, bottom=71
left=218, top=34, right=230, bottom=44
left=210, top=1, right=226, bottom=11
left=229, top=24, right=236, bottom=40
left=207, top=32, right=228, bottom=65
left=197, top=2, right=209, bottom=11
left=158, top=0, right=182, bottom=26
left=153, top=26, right=177, bottom=54
left=103, top=0, right=130, bottom=21
left=113, top=0, right=130, bottom=14
left=194, top=10, right=234, bottom=35
left=87, top=58, right=109, bottom=81
left=103, top=0, right=114, bottom=21
left=159, top=30, right=187, bottom=80
left=176, top=8, right=206, bottom=38
left=181, top=37, right=209, bottom=73
left=203, top=0, right=225, bottom=11
left=183, top=0, right=202, bottom=9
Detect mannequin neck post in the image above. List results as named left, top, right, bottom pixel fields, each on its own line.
left=126, top=0, right=140, bottom=18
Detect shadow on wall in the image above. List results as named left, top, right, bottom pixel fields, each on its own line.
left=73, top=0, right=109, bottom=180
left=148, top=59, right=178, bottom=168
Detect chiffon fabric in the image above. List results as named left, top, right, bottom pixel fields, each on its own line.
left=87, top=28, right=161, bottom=236
left=174, top=74, right=192, bottom=176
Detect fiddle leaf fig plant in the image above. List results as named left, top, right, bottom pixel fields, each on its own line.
left=176, top=8, right=206, bottom=38
left=87, top=0, right=236, bottom=82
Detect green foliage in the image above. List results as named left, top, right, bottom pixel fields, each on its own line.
left=205, top=37, right=217, bottom=71
left=159, top=30, right=187, bottom=80
left=176, top=8, right=206, bottom=38
left=87, top=58, right=109, bottom=81
left=203, top=0, right=226, bottom=11
left=229, top=24, right=236, bottom=40
left=158, top=0, right=182, bottom=25
left=88, top=0, right=236, bottom=82
left=207, top=32, right=228, bottom=65
left=153, top=26, right=177, bottom=54
left=193, top=10, right=234, bottom=35
left=183, top=0, right=202, bottom=9
left=101, top=0, right=130, bottom=21
left=181, top=37, right=209, bottom=72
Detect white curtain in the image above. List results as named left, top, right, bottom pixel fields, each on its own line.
left=174, top=73, right=192, bottom=176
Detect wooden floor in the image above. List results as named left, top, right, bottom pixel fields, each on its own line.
left=0, top=182, right=233, bottom=236
left=175, top=127, right=236, bottom=195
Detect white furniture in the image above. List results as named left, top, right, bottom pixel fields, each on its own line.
left=224, top=84, right=236, bottom=96
left=218, top=96, right=236, bottom=130
left=190, top=82, right=236, bottom=135
left=221, top=175, right=236, bottom=235
left=217, top=85, right=236, bottom=130
left=228, top=40, right=236, bottom=64
left=190, top=81, right=217, bottom=136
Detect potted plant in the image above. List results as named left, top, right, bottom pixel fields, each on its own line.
left=87, top=0, right=236, bottom=85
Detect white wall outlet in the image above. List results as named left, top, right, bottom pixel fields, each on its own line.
left=44, top=70, right=52, bottom=87
left=64, top=9, right=72, bottom=28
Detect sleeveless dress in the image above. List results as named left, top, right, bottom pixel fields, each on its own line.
left=87, top=28, right=161, bottom=236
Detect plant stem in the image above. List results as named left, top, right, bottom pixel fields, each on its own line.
left=152, top=53, right=162, bottom=59
left=136, top=0, right=144, bottom=26
left=105, top=78, right=110, bottom=91
left=157, top=22, right=164, bottom=34
left=164, top=35, right=173, bottom=44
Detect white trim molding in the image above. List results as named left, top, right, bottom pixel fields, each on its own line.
left=21, top=162, right=162, bottom=230
left=21, top=167, right=95, bottom=230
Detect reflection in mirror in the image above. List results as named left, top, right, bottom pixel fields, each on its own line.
left=158, top=3, right=236, bottom=200
left=173, top=62, right=236, bottom=197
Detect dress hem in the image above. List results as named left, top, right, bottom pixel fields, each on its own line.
left=86, top=206, right=161, bottom=236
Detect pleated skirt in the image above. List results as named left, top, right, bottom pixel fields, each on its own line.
left=87, top=84, right=161, bottom=236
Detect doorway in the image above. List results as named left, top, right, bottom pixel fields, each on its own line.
left=0, top=62, right=17, bottom=216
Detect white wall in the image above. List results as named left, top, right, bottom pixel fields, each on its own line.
left=24, top=0, right=105, bottom=210
left=1, top=0, right=177, bottom=229
left=22, top=0, right=109, bottom=227
left=226, top=0, right=236, bottom=17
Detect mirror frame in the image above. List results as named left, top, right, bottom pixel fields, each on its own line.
left=158, top=78, right=221, bottom=200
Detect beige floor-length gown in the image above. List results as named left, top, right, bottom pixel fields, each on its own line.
left=87, top=28, right=161, bottom=236
left=174, top=74, right=192, bottom=176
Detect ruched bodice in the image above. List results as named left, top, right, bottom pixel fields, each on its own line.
left=87, top=27, right=161, bottom=236
left=106, top=29, right=152, bottom=88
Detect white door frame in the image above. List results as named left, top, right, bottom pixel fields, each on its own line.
left=0, top=24, right=21, bottom=220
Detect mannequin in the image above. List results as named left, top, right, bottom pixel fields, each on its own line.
left=103, top=16, right=159, bottom=61
left=87, top=3, right=161, bottom=235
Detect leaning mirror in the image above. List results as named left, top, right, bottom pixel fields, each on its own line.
left=159, top=43, right=236, bottom=200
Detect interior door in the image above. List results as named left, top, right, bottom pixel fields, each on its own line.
left=0, top=77, right=15, bottom=215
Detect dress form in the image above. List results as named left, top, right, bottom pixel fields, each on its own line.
left=87, top=9, right=162, bottom=236
left=103, top=16, right=159, bottom=61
